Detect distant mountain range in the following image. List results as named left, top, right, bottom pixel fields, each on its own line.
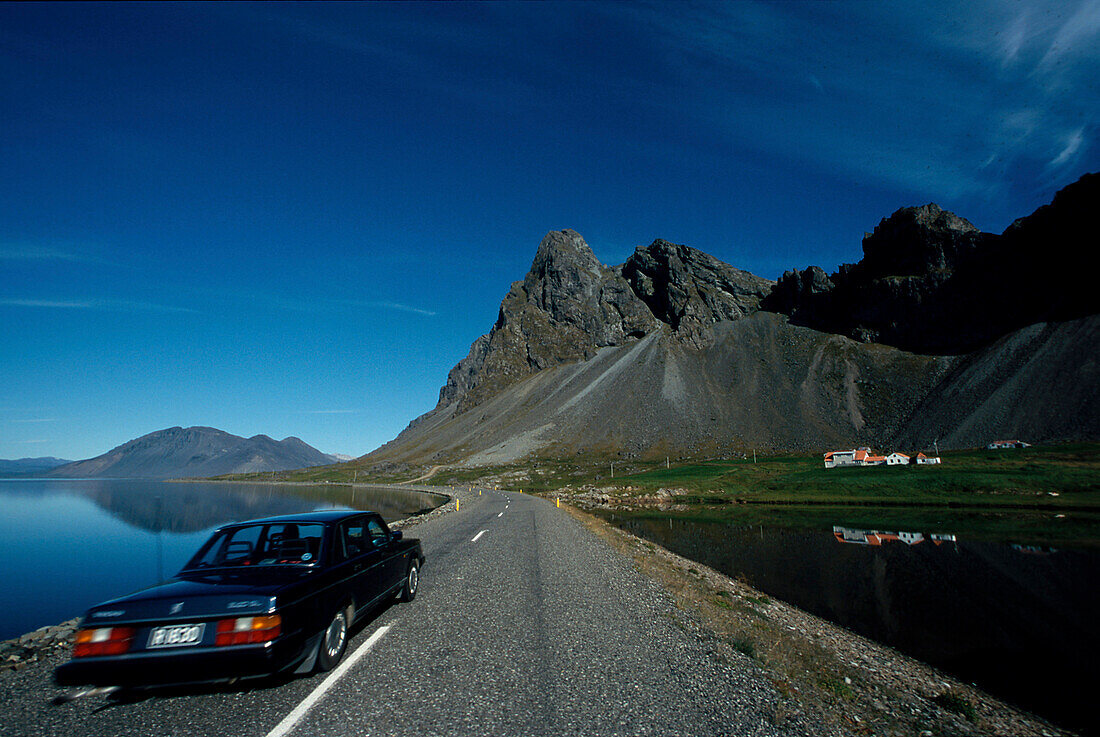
left=365, top=173, right=1099, bottom=466
left=44, top=426, right=341, bottom=479
left=0, top=457, right=73, bottom=476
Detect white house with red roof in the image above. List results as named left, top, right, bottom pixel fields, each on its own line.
left=824, top=448, right=871, bottom=468
left=825, top=449, right=937, bottom=468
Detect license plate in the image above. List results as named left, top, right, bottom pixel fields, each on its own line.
left=148, top=623, right=205, bottom=648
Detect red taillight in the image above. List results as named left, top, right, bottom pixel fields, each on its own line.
left=72, top=627, right=135, bottom=657
left=215, top=615, right=281, bottom=646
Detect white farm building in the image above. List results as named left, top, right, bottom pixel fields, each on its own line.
left=824, top=449, right=939, bottom=469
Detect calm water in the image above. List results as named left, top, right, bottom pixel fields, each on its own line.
left=0, top=479, right=445, bottom=641
left=601, top=511, right=1099, bottom=736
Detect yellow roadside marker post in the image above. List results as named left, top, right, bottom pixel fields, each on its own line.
left=556, top=497, right=560, bottom=508
left=456, top=499, right=460, bottom=512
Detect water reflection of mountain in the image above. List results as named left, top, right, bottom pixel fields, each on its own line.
left=621, top=517, right=1099, bottom=735
left=74, top=481, right=444, bottom=533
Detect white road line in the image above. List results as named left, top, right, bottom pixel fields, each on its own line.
left=497, top=512, right=503, bottom=517
left=265, top=625, right=391, bottom=737
left=471, top=530, right=487, bottom=542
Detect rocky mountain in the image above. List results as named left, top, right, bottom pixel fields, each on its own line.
left=436, top=230, right=772, bottom=413
left=47, top=426, right=338, bottom=479
left=0, top=457, right=72, bottom=476
left=366, top=174, right=1099, bottom=466
left=763, top=172, right=1099, bottom=354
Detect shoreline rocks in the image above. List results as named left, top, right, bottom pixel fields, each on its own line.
left=0, top=619, right=80, bottom=673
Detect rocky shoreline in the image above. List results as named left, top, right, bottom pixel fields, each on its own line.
left=0, top=619, right=80, bottom=674
left=0, top=483, right=474, bottom=675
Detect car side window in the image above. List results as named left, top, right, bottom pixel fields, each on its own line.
left=339, top=519, right=367, bottom=561
left=217, top=525, right=262, bottom=566
left=367, top=518, right=389, bottom=548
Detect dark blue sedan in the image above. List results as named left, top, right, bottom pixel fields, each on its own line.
left=54, top=509, right=424, bottom=688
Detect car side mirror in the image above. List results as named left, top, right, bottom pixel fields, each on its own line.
left=391, top=530, right=403, bottom=542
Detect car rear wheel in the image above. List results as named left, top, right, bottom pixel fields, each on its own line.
left=398, top=560, right=419, bottom=602
left=316, top=606, right=350, bottom=671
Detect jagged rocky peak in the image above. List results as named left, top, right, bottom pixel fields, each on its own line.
left=623, top=239, right=774, bottom=343
left=762, top=172, right=1099, bottom=354
left=435, top=229, right=772, bottom=411
left=860, top=203, right=984, bottom=278
left=519, top=229, right=656, bottom=345
left=763, top=265, right=834, bottom=315
left=524, top=229, right=603, bottom=310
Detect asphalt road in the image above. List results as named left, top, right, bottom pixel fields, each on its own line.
left=0, top=490, right=818, bottom=737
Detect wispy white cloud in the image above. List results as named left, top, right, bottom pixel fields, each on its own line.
left=618, top=1, right=1097, bottom=205
left=1050, top=127, right=1086, bottom=168
left=331, top=299, right=437, bottom=317
left=0, top=299, right=93, bottom=308
left=363, top=301, right=437, bottom=317
left=10, top=418, right=57, bottom=423
left=264, top=295, right=437, bottom=317
left=0, top=298, right=197, bottom=314
left=1001, top=12, right=1030, bottom=66
left=14, top=439, right=50, bottom=444
left=1038, top=0, right=1100, bottom=72
left=0, top=245, right=95, bottom=262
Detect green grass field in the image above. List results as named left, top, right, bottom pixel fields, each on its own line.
left=215, top=442, right=1100, bottom=511
left=588, top=443, right=1100, bottom=509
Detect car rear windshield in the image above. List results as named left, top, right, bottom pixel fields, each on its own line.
left=183, top=522, right=325, bottom=570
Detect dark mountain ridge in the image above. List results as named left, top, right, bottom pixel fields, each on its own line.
left=367, top=173, right=1099, bottom=466
left=47, top=426, right=339, bottom=479
left=763, top=172, right=1099, bottom=354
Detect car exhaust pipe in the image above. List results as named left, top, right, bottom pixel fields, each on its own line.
left=51, top=686, right=120, bottom=705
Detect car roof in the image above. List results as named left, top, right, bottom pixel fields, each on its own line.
left=218, top=509, right=376, bottom=528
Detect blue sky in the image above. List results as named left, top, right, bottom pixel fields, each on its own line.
left=2, top=1, right=1098, bottom=460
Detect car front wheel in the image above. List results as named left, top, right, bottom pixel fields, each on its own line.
left=316, top=606, right=350, bottom=671
left=399, top=560, right=419, bottom=602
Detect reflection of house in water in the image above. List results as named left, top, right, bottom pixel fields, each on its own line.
left=1011, top=543, right=1058, bottom=555
left=833, top=526, right=962, bottom=546
left=833, top=526, right=927, bottom=546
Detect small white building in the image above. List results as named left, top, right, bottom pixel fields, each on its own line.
left=915, top=452, right=942, bottom=465
left=824, top=449, right=869, bottom=469
left=885, top=452, right=910, bottom=465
